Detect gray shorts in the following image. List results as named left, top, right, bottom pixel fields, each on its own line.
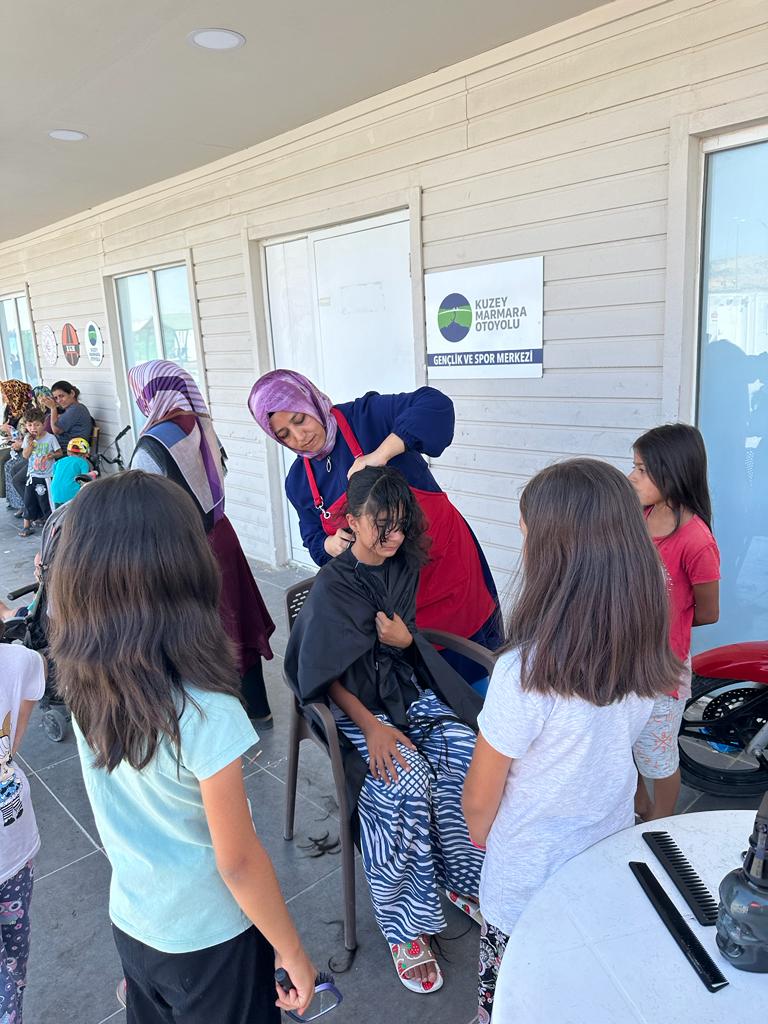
left=633, top=663, right=692, bottom=780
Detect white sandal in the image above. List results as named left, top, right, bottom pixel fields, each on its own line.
left=445, top=888, right=484, bottom=926
left=390, top=935, right=444, bottom=994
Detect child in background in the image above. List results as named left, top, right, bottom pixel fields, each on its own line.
left=0, top=645, right=46, bottom=1023
left=462, top=459, right=679, bottom=1022
left=629, top=423, right=720, bottom=820
left=50, top=437, right=91, bottom=508
left=49, top=472, right=316, bottom=1022
left=18, top=408, right=60, bottom=537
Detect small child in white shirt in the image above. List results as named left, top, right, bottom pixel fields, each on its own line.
left=19, top=408, right=60, bottom=537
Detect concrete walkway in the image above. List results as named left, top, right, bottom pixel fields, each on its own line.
left=0, top=503, right=760, bottom=1024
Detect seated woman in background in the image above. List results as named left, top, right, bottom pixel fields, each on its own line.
left=284, top=465, right=484, bottom=995
left=40, top=380, right=93, bottom=448
left=1, top=379, right=32, bottom=504
left=128, top=360, right=276, bottom=726
left=1, top=379, right=31, bottom=434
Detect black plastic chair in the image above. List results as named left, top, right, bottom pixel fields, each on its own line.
left=281, top=577, right=498, bottom=953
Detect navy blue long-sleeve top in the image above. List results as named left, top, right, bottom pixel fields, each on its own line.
left=285, top=387, right=455, bottom=566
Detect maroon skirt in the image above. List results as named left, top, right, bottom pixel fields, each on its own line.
left=208, top=515, right=275, bottom=674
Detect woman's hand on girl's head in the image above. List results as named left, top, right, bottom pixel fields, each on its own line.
left=274, top=948, right=318, bottom=1017
left=347, top=452, right=387, bottom=479
left=375, top=611, right=412, bottom=648
left=363, top=720, right=415, bottom=784
left=346, top=432, right=406, bottom=479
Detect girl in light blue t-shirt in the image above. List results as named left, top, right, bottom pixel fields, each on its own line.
left=48, top=470, right=316, bottom=1023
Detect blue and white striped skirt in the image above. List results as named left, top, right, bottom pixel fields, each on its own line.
left=333, top=689, right=484, bottom=943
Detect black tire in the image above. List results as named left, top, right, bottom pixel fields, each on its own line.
left=679, top=674, right=768, bottom=796
left=42, top=706, right=69, bottom=743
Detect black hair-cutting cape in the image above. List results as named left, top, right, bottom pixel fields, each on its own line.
left=283, top=547, right=482, bottom=819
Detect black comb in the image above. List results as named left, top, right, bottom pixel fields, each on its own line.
left=629, top=862, right=729, bottom=992
left=643, top=831, right=718, bottom=926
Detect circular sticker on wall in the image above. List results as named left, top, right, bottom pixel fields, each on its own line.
left=39, top=325, right=58, bottom=366
left=61, top=323, right=81, bottom=366
left=85, top=321, right=104, bottom=366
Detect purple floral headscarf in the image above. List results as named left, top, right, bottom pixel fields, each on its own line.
left=248, top=369, right=337, bottom=460
left=128, top=360, right=225, bottom=522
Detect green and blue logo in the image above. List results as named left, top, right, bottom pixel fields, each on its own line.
left=437, top=293, right=472, bottom=342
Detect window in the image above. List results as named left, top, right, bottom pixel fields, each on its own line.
left=0, top=292, right=39, bottom=385
left=697, top=137, right=768, bottom=648
left=114, top=264, right=203, bottom=429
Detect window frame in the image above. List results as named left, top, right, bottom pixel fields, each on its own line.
left=695, top=127, right=768, bottom=424
left=111, top=259, right=208, bottom=435
left=662, top=107, right=768, bottom=426
left=0, top=288, right=40, bottom=385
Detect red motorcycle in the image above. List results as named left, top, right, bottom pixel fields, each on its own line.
left=679, top=641, right=768, bottom=796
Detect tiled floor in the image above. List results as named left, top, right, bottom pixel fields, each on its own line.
left=0, top=504, right=762, bottom=1024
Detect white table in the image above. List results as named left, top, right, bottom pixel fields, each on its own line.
left=493, top=810, right=763, bottom=1023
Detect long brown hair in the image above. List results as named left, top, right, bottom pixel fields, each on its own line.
left=49, top=471, right=241, bottom=771
left=504, top=458, right=681, bottom=704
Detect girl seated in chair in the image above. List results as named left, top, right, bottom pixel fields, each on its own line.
left=284, top=465, right=484, bottom=995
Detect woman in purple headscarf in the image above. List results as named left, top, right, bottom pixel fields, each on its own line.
left=129, top=360, right=275, bottom=724
left=248, top=370, right=502, bottom=680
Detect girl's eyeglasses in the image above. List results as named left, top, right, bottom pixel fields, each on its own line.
left=275, top=969, right=343, bottom=1022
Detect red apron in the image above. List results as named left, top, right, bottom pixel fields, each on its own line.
left=303, top=408, right=495, bottom=638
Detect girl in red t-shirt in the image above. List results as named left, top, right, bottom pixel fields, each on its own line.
left=629, top=423, right=720, bottom=819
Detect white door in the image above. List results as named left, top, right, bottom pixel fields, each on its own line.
left=264, top=211, right=416, bottom=565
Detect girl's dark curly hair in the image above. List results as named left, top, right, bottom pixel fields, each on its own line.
left=345, top=465, right=430, bottom=570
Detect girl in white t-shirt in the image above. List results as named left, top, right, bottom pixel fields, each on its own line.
left=462, top=458, right=681, bottom=1023
left=0, top=645, right=46, bottom=1022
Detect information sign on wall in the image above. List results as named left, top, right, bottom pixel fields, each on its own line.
left=61, top=323, right=81, bottom=366
left=85, top=321, right=104, bottom=366
left=424, top=256, right=543, bottom=379
left=39, top=325, right=58, bottom=366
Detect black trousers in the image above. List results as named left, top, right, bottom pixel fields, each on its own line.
left=23, top=477, right=51, bottom=521
left=10, top=459, right=28, bottom=500
left=113, top=924, right=280, bottom=1024
left=241, top=659, right=270, bottom=719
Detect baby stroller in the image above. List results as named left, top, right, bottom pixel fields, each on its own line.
left=1, top=504, right=71, bottom=742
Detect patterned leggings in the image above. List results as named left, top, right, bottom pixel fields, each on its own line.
left=334, top=689, right=484, bottom=943
left=0, top=863, right=33, bottom=1024
left=477, top=920, right=510, bottom=1023
left=3, top=460, right=24, bottom=511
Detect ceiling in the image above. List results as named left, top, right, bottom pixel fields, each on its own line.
left=0, top=0, right=611, bottom=243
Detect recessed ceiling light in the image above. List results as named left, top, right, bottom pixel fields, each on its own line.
left=48, top=129, right=88, bottom=142
left=188, top=28, right=246, bottom=50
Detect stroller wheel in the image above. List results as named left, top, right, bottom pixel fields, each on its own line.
left=42, top=706, right=69, bottom=743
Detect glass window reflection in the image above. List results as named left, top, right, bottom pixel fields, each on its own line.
left=697, top=139, right=768, bottom=648
left=155, top=266, right=200, bottom=385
